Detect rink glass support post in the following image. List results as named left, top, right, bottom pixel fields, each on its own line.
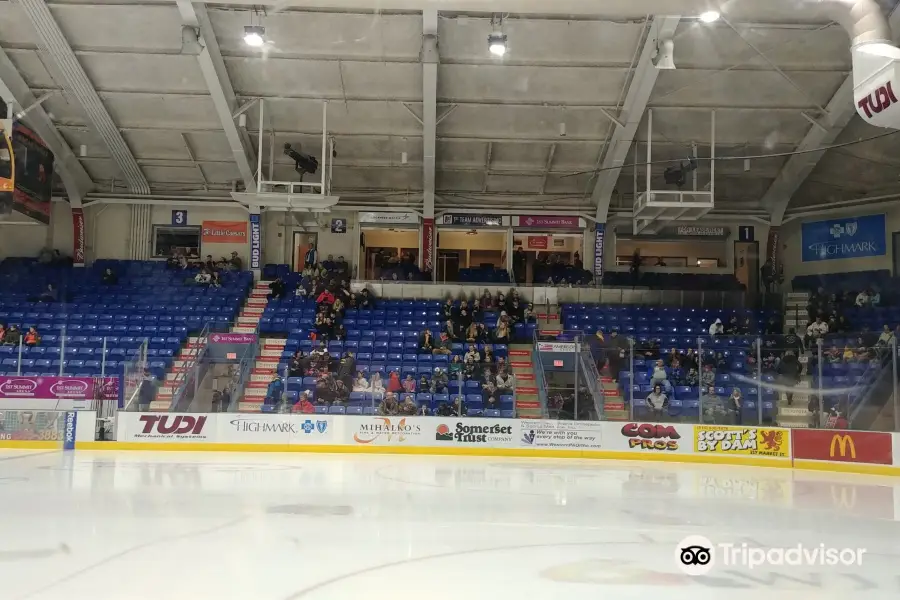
left=628, top=336, right=635, bottom=421
left=756, top=336, right=762, bottom=424
left=697, top=336, right=703, bottom=421
left=893, top=337, right=899, bottom=432
left=816, top=337, right=824, bottom=429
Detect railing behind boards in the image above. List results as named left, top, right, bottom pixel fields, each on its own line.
left=350, top=281, right=778, bottom=310
left=170, top=322, right=211, bottom=412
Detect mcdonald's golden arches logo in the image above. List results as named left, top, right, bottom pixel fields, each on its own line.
left=830, top=434, right=856, bottom=459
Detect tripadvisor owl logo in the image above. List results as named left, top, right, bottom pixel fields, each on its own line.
left=435, top=424, right=454, bottom=441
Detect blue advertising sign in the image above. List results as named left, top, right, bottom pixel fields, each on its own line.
left=593, top=224, right=605, bottom=278
left=801, top=214, right=886, bottom=262
left=249, top=214, right=261, bottom=270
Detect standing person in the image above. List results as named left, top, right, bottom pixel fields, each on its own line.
left=304, top=244, right=318, bottom=268
left=629, top=248, right=642, bottom=287
left=264, top=376, right=284, bottom=411
left=138, top=370, right=156, bottom=412
left=728, top=388, right=743, bottom=425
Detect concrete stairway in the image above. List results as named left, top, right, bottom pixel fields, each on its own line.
left=784, top=292, right=809, bottom=332
left=599, top=376, right=629, bottom=420
left=232, top=280, right=271, bottom=334
left=775, top=378, right=812, bottom=428
left=239, top=337, right=287, bottom=412
left=151, top=336, right=204, bottom=411
left=509, top=344, right=540, bottom=418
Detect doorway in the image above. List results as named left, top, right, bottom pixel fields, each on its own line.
left=892, top=232, right=900, bottom=275
left=734, top=241, right=760, bottom=293
left=437, top=250, right=461, bottom=282
left=291, top=231, right=317, bottom=272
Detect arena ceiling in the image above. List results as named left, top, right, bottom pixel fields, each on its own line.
left=1, top=0, right=900, bottom=222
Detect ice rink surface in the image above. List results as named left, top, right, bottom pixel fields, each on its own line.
left=1, top=450, right=900, bottom=600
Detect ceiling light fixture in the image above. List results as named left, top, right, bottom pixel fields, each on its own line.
left=699, top=10, right=720, bottom=23
left=488, top=14, right=507, bottom=57
left=243, top=25, right=265, bottom=47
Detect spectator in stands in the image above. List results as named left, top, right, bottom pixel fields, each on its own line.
left=700, top=363, right=715, bottom=389
left=855, top=288, right=871, bottom=308
left=451, top=396, right=467, bottom=417
left=435, top=401, right=453, bottom=417
left=264, top=277, right=285, bottom=300
left=645, top=383, right=668, bottom=420
left=494, top=321, right=511, bottom=343
left=449, top=355, right=463, bottom=379
left=387, top=371, right=403, bottom=395
left=877, top=325, right=894, bottom=348
left=24, top=327, right=40, bottom=347
left=265, top=376, right=284, bottom=410
left=725, top=316, right=741, bottom=335
left=484, top=386, right=501, bottom=412
left=210, top=271, right=223, bottom=288
left=378, top=393, right=400, bottom=416
left=431, top=367, right=449, bottom=394
left=359, top=288, right=375, bottom=309
left=203, top=255, right=214, bottom=271
left=806, top=316, right=828, bottom=340
left=333, top=322, right=347, bottom=341
left=402, top=374, right=416, bottom=394
left=337, top=352, right=355, bottom=386
left=708, top=319, right=723, bottom=336
left=353, top=371, right=369, bottom=392
left=465, top=344, right=480, bottom=364
left=728, top=388, right=743, bottom=425
left=442, top=298, right=456, bottom=321
left=304, top=245, right=318, bottom=268
left=399, top=394, right=418, bottom=416
left=826, top=345, right=842, bottom=364
left=370, top=372, right=385, bottom=395
left=287, top=351, right=305, bottom=377
left=834, top=315, right=852, bottom=333
left=463, top=356, right=479, bottom=381
left=650, top=359, right=668, bottom=387
left=629, top=248, right=642, bottom=286
left=684, top=367, right=699, bottom=387
left=825, top=407, right=849, bottom=429
left=701, top=385, right=725, bottom=424
left=138, top=370, right=156, bottom=412
left=194, top=269, right=211, bottom=286
left=443, top=319, right=460, bottom=342
left=464, top=322, right=479, bottom=343
left=433, top=332, right=452, bottom=355
left=293, top=391, right=316, bottom=414
left=496, top=371, right=514, bottom=394
left=333, top=381, right=350, bottom=406
left=771, top=349, right=799, bottom=406
left=0, top=323, right=5, bottom=344
left=760, top=259, right=776, bottom=293
left=227, top=251, right=242, bottom=271
left=2, top=325, right=20, bottom=346
left=419, top=328, right=435, bottom=352
left=524, top=303, right=536, bottom=324
left=764, top=316, right=781, bottom=335
left=101, top=268, right=118, bottom=285
left=480, top=289, right=495, bottom=311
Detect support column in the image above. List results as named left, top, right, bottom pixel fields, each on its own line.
left=421, top=9, right=438, bottom=279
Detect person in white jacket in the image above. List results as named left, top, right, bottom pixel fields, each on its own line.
left=807, top=317, right=828, bottom=339
left=708, top=319, right=724, bottom=336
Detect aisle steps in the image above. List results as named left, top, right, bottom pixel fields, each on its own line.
left=239, top=338, right=287, bottom=412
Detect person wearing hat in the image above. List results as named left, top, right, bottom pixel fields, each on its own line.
left=431, top=367, right=449, bottom=394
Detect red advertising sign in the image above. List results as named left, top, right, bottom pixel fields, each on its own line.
left=422, top=217, right=434, bottom=273
left=516, top=215, right=580, bottom=228
left=527, top=236, right=548, bottom=250
left=791, top=429, right=893, bottom=465
left=201, top=221, right=248, bottom=243
left=72, top=207, right=85, bottom=267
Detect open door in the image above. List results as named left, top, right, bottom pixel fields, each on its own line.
left=292, top=232, right=317, bottom=272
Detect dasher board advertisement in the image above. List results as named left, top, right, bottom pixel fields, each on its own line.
left=344, top=415, right=520, bottom=447
left=792, top=428, right=893, bottom=465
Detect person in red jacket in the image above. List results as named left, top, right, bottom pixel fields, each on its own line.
left=316, top=289, right=335, bottom=306
left=292, top=391, right=316, bottom=414
left=387, top=371, right=403, bottom=394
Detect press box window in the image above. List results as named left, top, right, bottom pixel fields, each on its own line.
left=153, top=225, right=201, bottom=258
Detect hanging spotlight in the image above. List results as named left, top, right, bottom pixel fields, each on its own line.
left=699, top=10, right=720, bottom=23
left=488, top=15, right=507, bottom=57
left=243, top=25, right=265, bottom=47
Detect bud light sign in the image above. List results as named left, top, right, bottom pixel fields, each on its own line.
left=249, top=214, right=261, bottom=270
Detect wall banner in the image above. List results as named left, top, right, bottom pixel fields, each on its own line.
left=202, top=221, right=248, bottom=243
left=520, top=420, right=603, bottom=449
left=72, top=207, right=85, bottom=267
left=0, top=376, right=118, bottom=401
left=593, top=224, right=605, bottom=279
left=422, top=217, right=434, bottom=272
left=249, top=213, right=261, bottom=270
left=360, top=211, right=419, bottom=225
left=441, top=214, right=505, bottom=227
left=513, top=215, right=583, bottom=228
left=694, top=425, right=790, bottom=458
left=800, top=213, right=886, bottom=262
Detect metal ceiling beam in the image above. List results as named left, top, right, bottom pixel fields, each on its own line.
left=422, top=8, right=438, bottom=219
left=176, top=0, right=256, bottom=191
left=591, top=15, right=681, bottom=224
left=761, top=4, right=900, bottom=225
left=16, top=0, right=149, bottom=195
left=0, top=47, right=93, bottom=202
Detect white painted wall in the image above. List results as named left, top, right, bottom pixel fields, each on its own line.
left=84, top=203, right=131, bottom=260
left=0, top=210, right=47, bottom=260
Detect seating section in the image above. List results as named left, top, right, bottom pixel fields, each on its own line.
left=602, top=271, right=743, bottom=291
left=0, top=259, right=252, bottom=379
left=262, top=298, right=527, bottom=417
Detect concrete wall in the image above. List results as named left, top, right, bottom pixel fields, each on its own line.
left=781, top=208, right=899, bottom=284
left=0, top=211, right=47, bottom=260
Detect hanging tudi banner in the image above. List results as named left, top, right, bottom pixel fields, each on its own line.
left=201, top=221, right=248, bottom=243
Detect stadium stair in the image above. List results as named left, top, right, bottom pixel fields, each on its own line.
left=509, top=344, right=540, bottom=417
left=240, top=337, right=286, bottom=412
left=233, top=280, right=271, bottom=333
left=785, top=292, right=808, bottom=332
left=152, top=336, right=204, bottom=411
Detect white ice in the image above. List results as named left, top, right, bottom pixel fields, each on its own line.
left=0, top=450, right=899, bottom=600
